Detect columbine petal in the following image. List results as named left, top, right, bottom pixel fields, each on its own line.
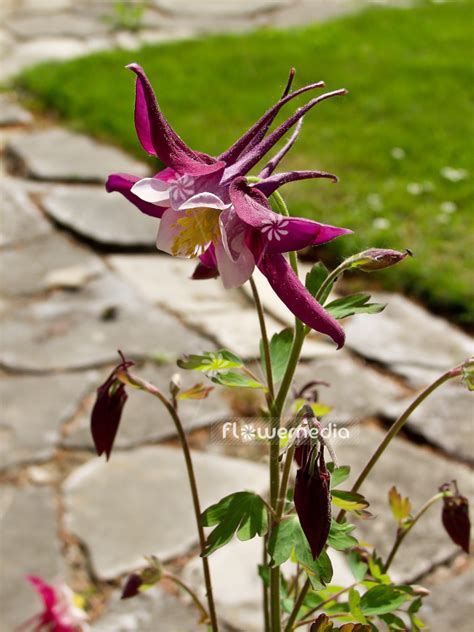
left=219, top=78, right=325, bottom=164
left=178, top=192, right=231, bottom=211
left=230, top=177, right=351, bottom=253
left=215, top=239, right=255, bottom=289
left=128, top=63, right=225, bottom=176
left=255, top=168, right=338, bottom=197
left=192, top=244, right=219, bottom=280
left=258, top=118, right=303, bottom=179
left=223, top=88, right=347, bottom=181
left=258, top=252, right=345, bottom=348
left=130, top=177, right=171, bottom=205
left=106, top=173, right=169, bottom=218
left=156, top=208, right=187, bottom=255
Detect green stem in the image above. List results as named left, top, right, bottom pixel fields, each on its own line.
left=263, top=535, right=271, bottom=632
left=383, top=492, right=446, bottom=573
left=164, top=572, right=210, bottom=621
left=120, top=372, right=219, bottom=632
left=277, top=443, right=296, bottom=518
left=293, top=582, right=359, bottom=628
left=284, top=580, right=310, bottom=631
left=249, top=276, right=274, bottom=400
left=337, top=364, right=462, bottom=523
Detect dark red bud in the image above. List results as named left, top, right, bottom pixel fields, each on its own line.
left=294, top=446, right=331, bottom=559
left=121, top=573, right=142, bottom=599
left=441, top=490, right=471, bottom=553
left=90, top=353, right=134, bottom=460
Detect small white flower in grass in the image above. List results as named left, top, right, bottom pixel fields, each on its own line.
left=390, top=147, right=406, bottom=160
left=261, top=216, right=290, bottom=241
left=440, top=201, right=457, bottom=214
left=407, top=182, right=423, bottom=195
left=372, top=217, right=391, bottom=230
left=441, top=167, right=468, bottom=182
left=367, top=193, right=383, bottom=211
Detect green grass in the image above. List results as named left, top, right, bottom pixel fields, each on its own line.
left=15, top=0, right=474, bottom=324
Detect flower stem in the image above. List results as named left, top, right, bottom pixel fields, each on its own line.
left=284, top=580, right=310, bottom=631
left=119, top=372, right=219, bottom=631
left=383, top=492, right=446, bottom=573
left=293, top=582, right=359, bottom=628
left=164, top=572, right=210, bottom=621
left=249, top=276, right=274, bottom=400
left=336, top=364, right=462, bottom=523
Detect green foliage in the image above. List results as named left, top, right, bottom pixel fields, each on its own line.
left=210, top=371, right=267, bottom=390
left=347, top=550, right=369, bottom=582
left=325, top=294, right=386, bottom=320
left=260, top=328, right=293, bottom=384
left=331, top=490, right=370, bottom=514
left=268, top=516, right=333, bottom=590
left=305, top=262, right=332, bottom=304
left=327, top=463, right=351, bottom=489
left=359, top=585, right=410, bottom=616
left=327, top=520, right=358, bottom=551
left=15, top=1, right=474, bottom=323
left=201, top=492, right=268, bottom=556
left=177, top=349, right=243, bottom=372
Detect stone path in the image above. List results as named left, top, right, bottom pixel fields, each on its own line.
left=0, top=2, right=473, bottom=631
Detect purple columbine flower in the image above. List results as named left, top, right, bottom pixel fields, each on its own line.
left=107, top=64, right=352, bottom=347
left=90, top=352, right=134, bottom=460
left=17, top=576, right=87, bottom=632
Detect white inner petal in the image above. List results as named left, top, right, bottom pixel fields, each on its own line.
left=131, top=177, right=171, bottom=205
left=178, top=192, right=231, bottom=211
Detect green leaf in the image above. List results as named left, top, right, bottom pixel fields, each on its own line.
left=379, top=613, right=407, bottom=630
left=260, top=328, right=293, bottom=384
left=360, top=586, right=409, bottom=616
left=327, top=463, right=351, bottom=489
left=305, top=262, right=333, bottom=304
left=177, top=349, right=243, bottom=372
left=408, top=597, right=423, bottom=615
left=331, top=490, right=370, bottom=513
left=210, top=371, right=267, bottom=390
left=348, top=588, right=367, bottom=624
left=327, top=519, right=358, bottom=551
left=201, top=492, right=268, bottom=556
left=177, top=383, right=214, bottom=400
left=367, top=553, right=391, bottom=585
left=268, top=516, right=333, bottom=590
left=388, top=486, right=412, bottom=525
left=347, top=550, right=368, bottom=582
left=325, top=294, right=386, bottom=320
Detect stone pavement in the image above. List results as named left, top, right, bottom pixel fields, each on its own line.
left=0, top=2, right=473, bottom=631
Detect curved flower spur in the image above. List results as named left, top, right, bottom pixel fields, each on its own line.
left=107, top=64, right=351, bottom=347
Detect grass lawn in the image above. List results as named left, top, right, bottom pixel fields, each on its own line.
left=14, top=0, right=474, bottom=324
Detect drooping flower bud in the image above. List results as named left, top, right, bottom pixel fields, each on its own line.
left=90, top=351, right=134, bottom=461
left=440, top=481, right=471, bottom=553
left=121, top=556, right=163, bottom=599
left=347, top=248, right=412, bottom=272
left=294, top=443, right=331, bottom=559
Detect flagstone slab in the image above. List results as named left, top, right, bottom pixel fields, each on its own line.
left=42, top=185, right=157, bottom=247
left=335, top=425, right=474, bottom=582
left=421, top=567, right=474, bottom=632
left=344, top=293, right=473, bottom=384
left=0, top=177, right=52, bottom=247
left=5, top=12, right=108, bottom=39
left=0, top=485, right=64, bottom=632
left=6, top=128, right=148, bottom=183
left=0, top=232, right=105, bottom=296
left=384, top=381, right=474, bottom=463
left=63, top=446, right=267, bottom=579
left=65, top=362, right=234, bottom=450
left=0, top=273, right=209, bottom=371
left=108, top=255, right=336, bottom=359
left=0, top=371, right=98, bottom=469
left=91, top=587, right=200, bottom=632
left=294, top=354, right=405, bottom=425
left=154, top=0, right=291, bottom=17
left=0, top=94, right=33, bottom=126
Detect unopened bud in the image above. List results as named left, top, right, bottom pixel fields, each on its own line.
left=461, top=357, right=474, bottom=391
left=440, top=481, right=471, bottom=553
left=410, top=584, right=431, bottom=597
left=169, top=373, right=182, bottom=397
left=348, top=248, right=412, bottom=272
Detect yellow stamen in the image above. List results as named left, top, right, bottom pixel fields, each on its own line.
left=171, top=207, right=221, bottom=257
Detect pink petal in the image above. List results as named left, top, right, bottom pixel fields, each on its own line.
left=127, top=64, right=225, bottom=176
left=215, top=239, right=255, bottom=289
left=130, top=177, right=171, bottom=204
left=155, top=208, right=186, bottom=255
left=258, top=252, right=345, bottom=348
left=106, top=173, right=168, bottom=218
